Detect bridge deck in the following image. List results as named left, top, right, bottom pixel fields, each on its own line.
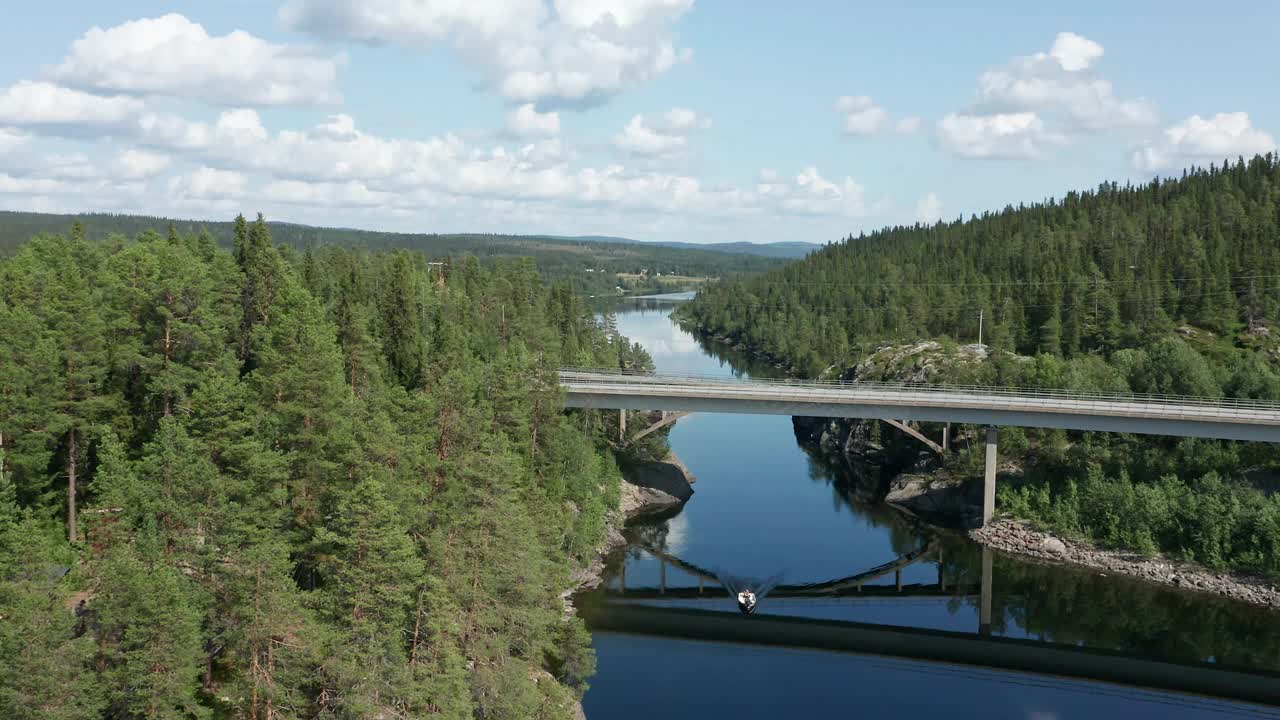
left=561, top=369, right=1280, bottom=443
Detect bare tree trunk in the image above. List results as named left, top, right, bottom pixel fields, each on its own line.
left=68, top=428, right=78, bottom=543
left=163, top=318, right=173, bottom=416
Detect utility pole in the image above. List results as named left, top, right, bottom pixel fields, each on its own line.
left=977, top=308, right=984, bottom=346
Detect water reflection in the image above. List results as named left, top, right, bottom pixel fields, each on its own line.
left=583, top=297, right=1280, bottom=717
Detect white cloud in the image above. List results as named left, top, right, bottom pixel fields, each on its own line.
left=507, top=103, right=561, bottom=137
left=755, top=166, right=874, bottom=218
left=615, top=107, right=710, bottom=156
left=114, top=149, right=172, bottom=180
left=0, top=127, right=27, bottom=153
left=834, top=96, right=888, bottom=135
left=280, top=0, right=693, bottom=109
left=915, top=192, right=943, bottom=223
left=40, top=154, right=100, bottom=180
left=168, top=167, right=248, bottom=201
left=1049, top=31, right=1103, bottom=72
left=1132, top=112, right=1277, bottom=171
left=0, top=93, right=884, bottom=236
left=0, top=173, right=70, bottom=195
left=974, top=32, right=1156, bottom=132
left=937, top=112, right=1066, bottom=160
left=51, top=14, right=343, bottom=107
left=0, top=81, right=142, bottom=129
left=835, top=96, right=919, bottom=136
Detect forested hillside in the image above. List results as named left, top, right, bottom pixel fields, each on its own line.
left=687, top=155, right=1280, bottom=375
left=0, top=216, right=647, bottom=718
left=685, top=155, right=1280, bottom=574
left=0, top=211, right=784, bottom=295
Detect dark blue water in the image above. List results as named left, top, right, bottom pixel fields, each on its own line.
left=581, top=297, right=1280, bottom=718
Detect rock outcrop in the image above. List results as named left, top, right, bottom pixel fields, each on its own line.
left=884, top=473, right=981, bottom=526
left=619, top=453, right=696, bottom=518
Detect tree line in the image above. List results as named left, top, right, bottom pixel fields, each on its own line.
left=0, top=216, right=649, bottom=718
left=0, top=211, right=784, bottom=297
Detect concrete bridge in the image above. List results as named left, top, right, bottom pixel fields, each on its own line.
left=560, top=369, right=1280, bottom=524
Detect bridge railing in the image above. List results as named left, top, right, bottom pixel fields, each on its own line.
left=558, top=366, right=1280, bottom=415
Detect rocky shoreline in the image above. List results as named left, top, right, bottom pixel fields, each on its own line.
left=970, top=519, right=1280, bottom=609
left=564, top=452, right=697, bottom=719
left=567, top=452, right=696, bottom=595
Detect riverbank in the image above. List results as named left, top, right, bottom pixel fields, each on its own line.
left=970, top=519, right=1280, bottom=609
left=569, top=452, right=697, bottom=595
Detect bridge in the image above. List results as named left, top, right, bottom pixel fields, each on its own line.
left=560, top=369, right=1280, bottom=524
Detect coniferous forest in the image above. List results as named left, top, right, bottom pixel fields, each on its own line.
left=0, top=211, right=785, bottom=297
left=0, top=215, right=650, bottom=718
left=685, top=155, right=1280, bottom=573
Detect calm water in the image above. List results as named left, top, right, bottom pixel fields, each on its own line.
left=580, top=295, right=1280, bottom=719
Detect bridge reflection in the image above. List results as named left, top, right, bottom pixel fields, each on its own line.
left=611, top=542, right=997, bottom=634
left=593, top=544, right=1280, bottom=708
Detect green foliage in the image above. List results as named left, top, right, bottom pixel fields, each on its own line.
left=0, top=217, right=640, bottom=717
left=1003, top=468, right=1280, bottom=574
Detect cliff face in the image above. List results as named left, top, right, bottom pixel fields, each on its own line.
left=795, top=341, right=1012, bottom=525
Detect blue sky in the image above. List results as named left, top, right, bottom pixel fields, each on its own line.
left=0, top=1, right=1276, bottom=244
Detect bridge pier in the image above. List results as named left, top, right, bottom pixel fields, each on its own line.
left=983, top=426, right=998, bottom=526
left=979, top=547, right=993, bottom=637
left=619, top=409, right=626, bottom=443
left=937, top=546, right=945, bottom=591
left=943, top=423, right=950, bottom=452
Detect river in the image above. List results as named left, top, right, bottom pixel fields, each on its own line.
left=579, top=293, right=1280, bottom=719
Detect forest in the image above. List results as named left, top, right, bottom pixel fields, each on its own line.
left=0, top=216, right=650, bottom=718
left=0, top=211, right=784, bottom=296
left=684, top=154, right=1280, bottom=574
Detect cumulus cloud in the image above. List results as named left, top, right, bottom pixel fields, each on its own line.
left=0, top=81, right=142, bottom=129
left=835, top=96, right=888, bottom=135
left=937, top=112, right=1066, bottom=160
left=940, top=32, right=1154, bottom=160
left=168, top=167, right=248, bottom=201
left=1132, top=112, right=1277, bottom=171
left=50, top=14, right=343, bottom=107
left=506, top=103, right=561, bottom=137
left=615, top=107, right=711, bottom=156
left=915, top=192, right=943, bottom=223
left=0, top=173, right=70, bottom=195
left=114, top=149, right=172, bottom=180
left=1048, top=31, right=1103, bottom=72
left=834, top=96, right=919, bottom=136
left=280, top=0, right=692, bottom=109
left=755, top=166, right=874, bottom=218
left=974, top=31, right=1156, bottom=132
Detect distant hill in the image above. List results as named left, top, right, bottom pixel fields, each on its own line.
left=0, top=210, right=786, bottom=295
left=543, top=234, right=821, bottom=259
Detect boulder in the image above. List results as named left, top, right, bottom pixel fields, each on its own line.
left=1040, top=536, right=1068, bottom=555
left=619, top=453, right=695, bottom=518
left=885, top=473, right=979, bottom=524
